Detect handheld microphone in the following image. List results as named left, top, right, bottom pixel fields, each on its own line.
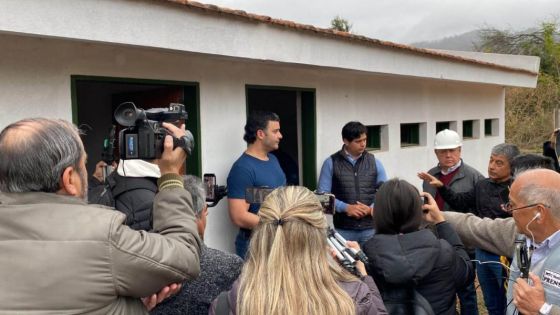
left=515, top=235, right=531, bottom=280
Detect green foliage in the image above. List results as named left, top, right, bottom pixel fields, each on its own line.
left=505, top=74, right=560, bottom=151
left=478, top=22, right=560, bottom=151
left=478, top=22, right=560, bottom=80
left=330, top=16, right=352, bottom=33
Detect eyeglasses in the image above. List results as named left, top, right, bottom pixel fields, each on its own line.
left=502, top=202, right=549, bottom=214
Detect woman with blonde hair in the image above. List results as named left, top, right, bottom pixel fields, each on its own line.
left=210, top=185, right=386, bottom=315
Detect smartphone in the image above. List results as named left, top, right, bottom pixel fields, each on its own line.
left=316, top=193, right=335, bottom=214
left=203, top=173, right=216, bottom=202
left=245, top=187, right=274, bottom=204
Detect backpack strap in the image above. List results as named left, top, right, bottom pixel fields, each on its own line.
left=214, top=290, right=231, bottom=315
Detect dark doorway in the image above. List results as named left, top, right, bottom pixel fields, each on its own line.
left=246, top=86, right=317, bottom=190
left=71, top=76, right=200, bottom=176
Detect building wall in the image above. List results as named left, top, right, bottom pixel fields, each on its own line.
left=0, top=34, right=504, bottom=252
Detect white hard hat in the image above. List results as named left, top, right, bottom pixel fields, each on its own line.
left=434, top=129, right=462, bottom=149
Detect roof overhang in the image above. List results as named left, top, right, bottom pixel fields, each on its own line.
left=0, top=0, right=539, bottom=88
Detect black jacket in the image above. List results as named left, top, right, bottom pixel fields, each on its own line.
left=438, top=178, right=511, bottom=219
left=110, top=173, right=158, bottom=231
left=363, top=223, right=473, bottom=315
left=331, top=148, right=378, bottom=230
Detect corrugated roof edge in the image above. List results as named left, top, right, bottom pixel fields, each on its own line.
left=162, top=0, right=538, bottom=76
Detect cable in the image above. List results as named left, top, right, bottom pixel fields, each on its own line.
left=470, top=259, right=513, bottom=272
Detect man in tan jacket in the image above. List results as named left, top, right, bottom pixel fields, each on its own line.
left=0, top=118, right=201, bottom=314
left=423, top=169, right=560, bottom=315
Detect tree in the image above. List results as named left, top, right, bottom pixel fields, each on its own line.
left=330, top=16, right=352, bottom=33
left=477, top=22, right=560, bottom=151
left=477, top=23, right=560, bottom=80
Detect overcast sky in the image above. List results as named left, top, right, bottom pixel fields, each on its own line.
left=207, top=0, right=560, bottom=44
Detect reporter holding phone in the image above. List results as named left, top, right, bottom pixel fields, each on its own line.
left=362, top=179, right=474, bottom=315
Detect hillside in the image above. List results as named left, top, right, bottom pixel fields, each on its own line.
left=411, top=30, right=481, bottom=51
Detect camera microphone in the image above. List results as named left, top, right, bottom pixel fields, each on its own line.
left=328, top=228, right=369, bottom=265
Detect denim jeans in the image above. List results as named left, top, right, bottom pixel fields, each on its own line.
left=235, top=230, right=251, bottom=259
left=335, top=228, right=375, bottom=247
left=476, top=248, right=506, bottom=315
left=457, top=280, right=479, bottom=315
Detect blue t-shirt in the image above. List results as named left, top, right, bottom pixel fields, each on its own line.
left=227, top=153, right=286, bottom=214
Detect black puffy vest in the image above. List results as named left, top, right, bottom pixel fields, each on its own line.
left=331, top=149, right=378, bottom=230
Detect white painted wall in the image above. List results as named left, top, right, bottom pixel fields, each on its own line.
left=0, top=0, right=538, bottom=88
left=0, top=34, right=504, bottom=253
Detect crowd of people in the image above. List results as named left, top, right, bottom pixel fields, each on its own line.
left=1, top=113, right=560, bottom=315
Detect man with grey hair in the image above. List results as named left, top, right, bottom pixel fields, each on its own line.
left=423, top=169, right=560, bottom=315
left=0, top=118, right=201, bottom=314
left=422, top=129, right=483, bottom=315
left=152, top=175, right=243, bottom=315
left=419, top=143, right=520, bottom=315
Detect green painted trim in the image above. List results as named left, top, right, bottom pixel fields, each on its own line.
left=301, top=91, right=317, bottom=190
left=70, top=78, right=79, bottom=125
left=70, top=75, right=201, bottom=176
left=71, top=75, right=197, bottom=87
left=244, top=84, right=317, bottom=190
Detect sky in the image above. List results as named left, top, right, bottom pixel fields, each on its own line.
left=206, top=0, right=560, bottom=44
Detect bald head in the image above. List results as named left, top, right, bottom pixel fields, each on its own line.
left=512, top=169, right=560, bottom=219
left=0, top=118, right=84, bottom=193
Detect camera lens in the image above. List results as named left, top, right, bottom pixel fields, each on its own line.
left=115, top=102, right=144, bottom=127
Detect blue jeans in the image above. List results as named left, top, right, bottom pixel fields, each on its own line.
left=335, top=228, right=375, bottom=247
left=235, top=230, right=251, bottom=259
left=457, top=280, right=479, bottom=315
left=476, top=248, right=506, bottom=315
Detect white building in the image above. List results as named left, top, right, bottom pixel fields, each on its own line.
left=0, top=0, right=539, bottom=252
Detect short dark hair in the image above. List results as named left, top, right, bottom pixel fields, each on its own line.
left=374, top=178, right=423, bottom=234
left=0, top=118, right=84, bottom=193
left=511, top=153, right=555, bottom=177
left=341, top=121, right=367, bottom=142
left=243, top=111, right=280, bottom=144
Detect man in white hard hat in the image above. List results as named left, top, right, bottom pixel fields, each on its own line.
left=419, top=140, right=521, bottom=315
left=422, top=128, right=484, bottom=315
left=423, top=129, right=484, bottom=212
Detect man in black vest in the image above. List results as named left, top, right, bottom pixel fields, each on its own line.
left=317, top=121, right=387, bottom=245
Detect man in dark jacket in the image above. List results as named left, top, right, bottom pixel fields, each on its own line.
left=422, top=129, right=483, bottom=315
left=88, top=154, right=160, bottom=231
left=419, top=143, right=520, bottom=315
left=317, top=121, right=387, bottom=245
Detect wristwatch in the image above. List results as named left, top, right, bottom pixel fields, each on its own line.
left=540, top=302, right=552, bottom=315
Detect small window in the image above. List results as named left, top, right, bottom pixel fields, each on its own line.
left=366, top=125, right=381, bottom=150
left=436, top=122, right=450, bottom=133
left=485, top=118, right=499, bottom=137
left=462, top=120, right=480, bottom=139
left=366, top=124, right=388, bottom=151
left=435, top=121, right=457, bottom=134
left=401, top=123, right=426, bottom=147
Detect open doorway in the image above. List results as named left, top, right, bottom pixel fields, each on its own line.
left=71, top=76, right=200, bottom=176
left=246, top=85, right=317, bottom=190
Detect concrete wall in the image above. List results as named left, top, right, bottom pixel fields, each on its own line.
left=0, top=0, right=538, bottom=88
left=0, top=34, right=504, bottom=253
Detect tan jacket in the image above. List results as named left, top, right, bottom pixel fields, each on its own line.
left=444, top=212, right=560, bottom=315
left=0, top=184, right=201, bottom=314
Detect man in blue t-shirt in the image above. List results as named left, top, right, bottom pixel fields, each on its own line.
left=227, top=111, right=286, bottom=258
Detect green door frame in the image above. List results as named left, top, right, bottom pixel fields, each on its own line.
left=245, top=85, right=317, bottom=190
left=70, top=75, right=201, bottom=176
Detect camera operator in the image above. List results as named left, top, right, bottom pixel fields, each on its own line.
left=0, top=118, right=201, bottom=314
left=424, top=168, right=560, bottom=315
